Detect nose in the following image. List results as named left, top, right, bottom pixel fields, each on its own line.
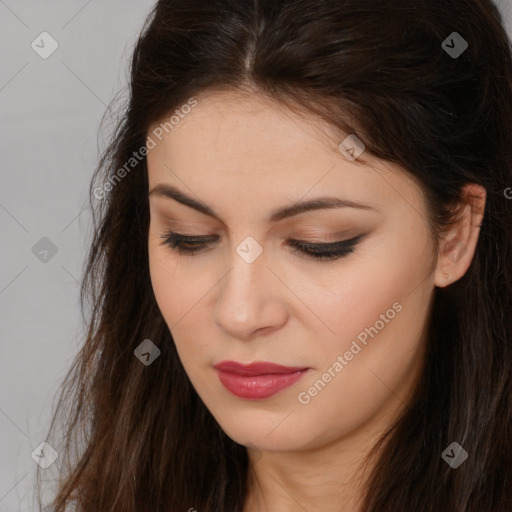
left=213, top=247, right=288, bottom=341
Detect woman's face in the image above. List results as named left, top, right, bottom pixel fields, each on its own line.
left=147, top=89, right=436, bottom=453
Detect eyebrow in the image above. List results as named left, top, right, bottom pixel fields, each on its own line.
left=148, top=183, right=377, bottom=222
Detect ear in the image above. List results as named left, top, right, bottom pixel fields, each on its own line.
left=434, top=183, right=486, bottom=288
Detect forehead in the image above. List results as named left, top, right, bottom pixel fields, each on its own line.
left=145, top=89, right=423, bottom=222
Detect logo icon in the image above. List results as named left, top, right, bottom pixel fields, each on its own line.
left=236, top=236, right=263, bottom=264
left=338, top=134, right=366, bottom=161
left=32, top=237, right=58, bottom=263
left=31, top=441, right=58, bottom=469
left=134, top=339, right=161, bottom=366
left=31, top=32, right=59, bottom=59
left=442, top=32, right=468, bottom=59
left=442, top=442, right=468, bottom=468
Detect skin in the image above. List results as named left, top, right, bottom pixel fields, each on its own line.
left=146, top=88, right=486, bottom=512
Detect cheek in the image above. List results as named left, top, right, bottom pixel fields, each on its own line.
left=294, top=231, right=427, bottom=355
left=148, top=244, right=178, bottom=318
left=292, top=231, right=432, bottom=430
left=148, top=241, right=215, bottom=365
left=148, top=235, right=200, bottom=320
left=297, top=227, right=429, bottom=360
left=294, top=283, right=429, bottom=449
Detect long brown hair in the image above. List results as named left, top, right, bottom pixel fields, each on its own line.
left=37, top=0, right=512, bottom=510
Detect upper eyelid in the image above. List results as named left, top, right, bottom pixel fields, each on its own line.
left=152, top=209, right=368, bottom=239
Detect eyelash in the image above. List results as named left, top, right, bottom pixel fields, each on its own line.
left=158, top=232, right=363, bottom=261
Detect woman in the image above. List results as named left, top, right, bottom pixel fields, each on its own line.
left=38, top=0, right=512, bottom=510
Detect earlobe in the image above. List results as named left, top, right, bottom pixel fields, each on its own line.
left=434, top=183, right=486, bottom=288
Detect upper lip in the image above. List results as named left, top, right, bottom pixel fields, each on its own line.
left=214, top=360, right=309, bottom=376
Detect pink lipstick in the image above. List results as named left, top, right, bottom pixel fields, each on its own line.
left=214, top=361, right=309, bottom=400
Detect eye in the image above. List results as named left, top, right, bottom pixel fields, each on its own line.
left=158, top=232, right=218, bottom=255
left=158, top=231, right=363, bottom=261
left=287, top=236, right=363, bottom=261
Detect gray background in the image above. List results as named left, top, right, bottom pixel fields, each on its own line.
left=1, top=1, right=511, bottom=511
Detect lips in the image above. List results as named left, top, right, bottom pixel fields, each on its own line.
left=214, top=361, right=310, bottom=399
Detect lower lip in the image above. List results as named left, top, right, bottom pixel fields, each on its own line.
left=215, top=369, right=309, bottom=400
